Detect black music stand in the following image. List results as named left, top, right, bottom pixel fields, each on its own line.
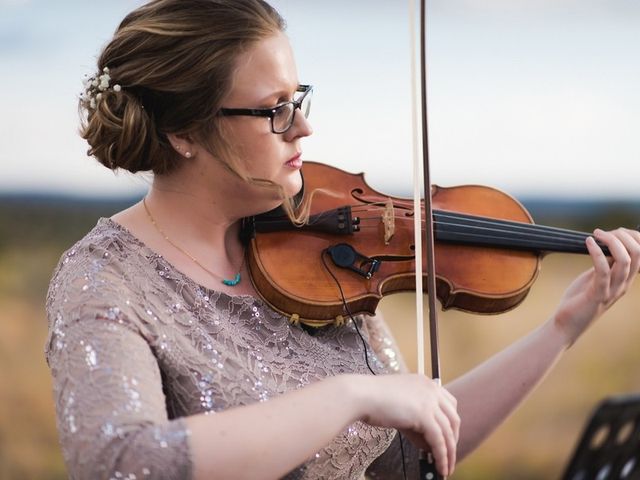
left=561, top=393, right=640, bottom=480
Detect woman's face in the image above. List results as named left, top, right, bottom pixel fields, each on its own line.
left=219, top=31, right=312, bottom=203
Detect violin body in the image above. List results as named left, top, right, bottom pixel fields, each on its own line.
left=245, top=162, right=557, bottom=326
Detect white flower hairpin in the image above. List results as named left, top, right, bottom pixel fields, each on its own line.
left=81, top=67, right=121, bottom=109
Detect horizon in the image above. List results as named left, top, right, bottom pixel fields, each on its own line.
left=3, top=189, right=639, bottom=212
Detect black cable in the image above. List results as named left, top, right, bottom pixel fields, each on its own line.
left=321, top=248, right=409, bottom=480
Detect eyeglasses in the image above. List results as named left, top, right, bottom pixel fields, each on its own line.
left=218, top=84, right=313, bottom=134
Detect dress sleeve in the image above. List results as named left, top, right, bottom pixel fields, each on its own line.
left=46, top=316, right=192, bottom=480
left=45, top=239, right=193, bottom=480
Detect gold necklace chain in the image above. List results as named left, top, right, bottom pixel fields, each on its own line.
left=142, top=198, right=244, bottom=286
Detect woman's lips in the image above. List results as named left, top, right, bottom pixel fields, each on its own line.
left=285, top=153, right=302, bottom=169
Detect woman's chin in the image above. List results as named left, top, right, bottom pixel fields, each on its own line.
left=281, top=171, right=303, bottom=199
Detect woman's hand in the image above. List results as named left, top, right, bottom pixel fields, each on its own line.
left=354, top=373, right=460, bottom=477
left=553, top=227, right=640, bottom=346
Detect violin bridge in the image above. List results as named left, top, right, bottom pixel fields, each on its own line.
left=382, top=198, right=395, bottom=245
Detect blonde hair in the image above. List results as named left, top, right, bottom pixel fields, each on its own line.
left=79, top=0, right=285, bottom=177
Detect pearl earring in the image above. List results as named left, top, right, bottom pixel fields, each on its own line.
left=185, top=152, right=192, bottom=158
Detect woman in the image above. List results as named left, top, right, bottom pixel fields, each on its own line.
left=45, top=0, right=640, bottom=479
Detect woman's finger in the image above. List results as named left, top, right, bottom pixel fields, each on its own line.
left=439, top=389, right=461, bottom=444
left=423, top=421, right=449, bottom=477
left=593, top=229, right=631, bottom=301
left=614, top=228, right=640, bottom=282
left=434, top=409, right=457, bottom=476
left=586, top=235, right=612, bottom=302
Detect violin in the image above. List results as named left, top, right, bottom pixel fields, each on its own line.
left=241, top=161, right=608, bottom=327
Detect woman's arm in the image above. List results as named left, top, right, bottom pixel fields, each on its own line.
left=49, top=317, right=459, bottom=480
left=445, top=318, right=567, bottom=459
left=447, top=227, right=640, bottom=460
left=187, top=372, right=459, bottom=479
left=186, top=374, right=360, bottom=479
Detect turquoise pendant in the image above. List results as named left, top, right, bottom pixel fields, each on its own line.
left=222, top=273, right=241, bottom=287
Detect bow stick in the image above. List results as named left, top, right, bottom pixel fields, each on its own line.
left=410, top=0, right=444, bottom=478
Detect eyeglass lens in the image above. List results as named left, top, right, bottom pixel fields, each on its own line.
left=272, top=89, right=312, bottom=133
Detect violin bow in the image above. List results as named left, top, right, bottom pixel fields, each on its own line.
left=410, top=0, right=444, bottom=477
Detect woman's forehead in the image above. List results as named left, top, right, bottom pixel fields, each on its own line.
left=228, top=32, right=299, bottom=101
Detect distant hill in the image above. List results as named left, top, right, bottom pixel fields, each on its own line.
left=1, top=193, right=638, bottom=252
left=0, top=193, right=139, bottom=251
left=520, top=197, right=640, bottom=232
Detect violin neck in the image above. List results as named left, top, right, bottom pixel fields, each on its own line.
left=434, top=210, right=609, bottom=256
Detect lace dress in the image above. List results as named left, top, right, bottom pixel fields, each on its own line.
left=45, top=218, right=417, bottom=479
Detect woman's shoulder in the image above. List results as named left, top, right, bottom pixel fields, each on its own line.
left=44, top=217, right=156, bottom=361
left=46, top=217, right=155, bottom=317
left=49, top=217, right=144, bottom=286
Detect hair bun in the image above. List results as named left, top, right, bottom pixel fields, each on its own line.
left=80, top=78, right=164, bottom=173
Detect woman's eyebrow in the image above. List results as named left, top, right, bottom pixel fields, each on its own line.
left=258, top=83, right=300, bottom=104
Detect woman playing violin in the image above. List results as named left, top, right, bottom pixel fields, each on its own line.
left=45, top=0, right=640, bottom=478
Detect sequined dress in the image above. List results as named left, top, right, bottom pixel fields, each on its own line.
left=45, top=218, right=417, bottom=479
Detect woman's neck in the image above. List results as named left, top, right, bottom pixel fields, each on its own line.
left=146, top=174, right=243, bottom=264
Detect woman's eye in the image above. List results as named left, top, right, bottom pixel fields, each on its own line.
left=274, top=104, right=291, bottom=118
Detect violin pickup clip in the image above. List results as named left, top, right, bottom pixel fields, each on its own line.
left=326, top=243, right=381, bottom=279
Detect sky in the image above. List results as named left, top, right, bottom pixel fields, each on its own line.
left=1, top=0, right=639, bottom=199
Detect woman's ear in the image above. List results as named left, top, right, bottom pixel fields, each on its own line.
left=167, top=133, right=197, bottom=159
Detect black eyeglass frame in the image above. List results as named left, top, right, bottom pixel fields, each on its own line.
left=218, top=84, right=313, bottom=134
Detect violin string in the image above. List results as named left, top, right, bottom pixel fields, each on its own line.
left=275, top=202, right=596, bottom=251
left=420, top=219, right=590, bottom=251
left=352, top=208, right=592, bottom=245
left=353, top=221, right=589, bottom=245
left=353, top=214, right=588, bottom=242
left=355, top=208, right=589, bottom=239
left=431, top=218, right=590, bottom=250
left=352, top=213, right=595, bottom=253
left=354, top=221, right=590, bottom=251
left=350, top=204, right=588, bottom=235
left=436, top=232, right=589, bottom=251
left=435, top=211, right=589, bottom=239
left=433, top=219, right=587, bottom=241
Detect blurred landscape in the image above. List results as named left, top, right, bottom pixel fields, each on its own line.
left=1, top=194, right=639, bottom=479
